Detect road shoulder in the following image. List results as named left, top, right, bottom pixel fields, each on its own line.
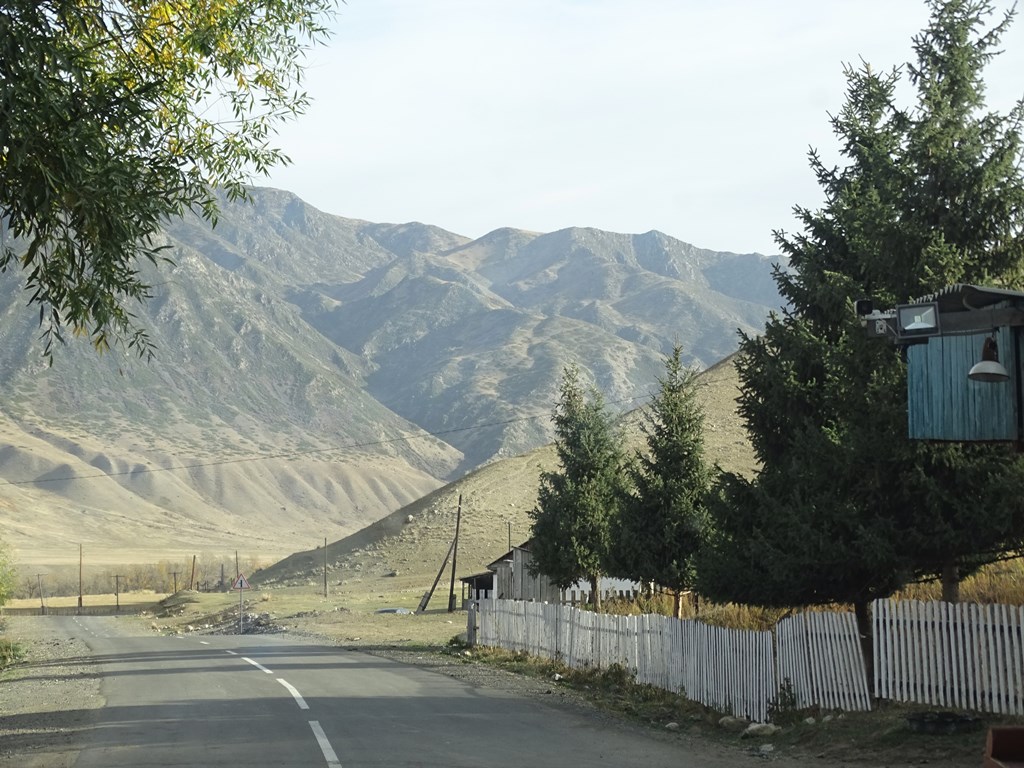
left=0, top=616, right=104, bottom=767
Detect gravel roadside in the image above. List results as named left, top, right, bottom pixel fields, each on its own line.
left=0, top=616, right=104, bottom=768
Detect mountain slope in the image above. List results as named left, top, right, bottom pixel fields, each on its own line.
left=0, top=188, right=778, bottom=567
left=254, top=354, right=756, bottom=588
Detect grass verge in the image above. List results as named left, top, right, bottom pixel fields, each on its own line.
left=459, top=644, right=1015, bottom=765
left=0, top=636, right=23, bottom=670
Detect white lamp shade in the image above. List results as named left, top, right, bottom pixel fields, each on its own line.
left=968, top=359, right=1009, bottom=383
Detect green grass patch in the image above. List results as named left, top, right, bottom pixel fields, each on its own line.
left=0, top=636, right=24, bottom=670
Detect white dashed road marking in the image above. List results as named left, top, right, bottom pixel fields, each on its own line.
left=309, top=721, right=342, bottom=768
left=242, top=656, right=274, bottom=674
left=277, top=679, right=309, bottom=710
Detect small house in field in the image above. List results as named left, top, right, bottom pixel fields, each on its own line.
left=461, top=539, right=639, bottom=606
left=459, top=570, right=494, bottom=605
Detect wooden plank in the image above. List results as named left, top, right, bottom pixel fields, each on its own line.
left=924, top=602, right=938, bottom=706
left=878, top=599, right=892, bottom=701
left=986, top=603, right=999, bottom=713
left=1011, top=608, right=1024, bottom=715
left=830, top=613, right=853, bottom=710
left=873, top=601, right=884, bottom=700
left=913, top=606, right=929, bottom=708
left=1013, top=608, right=1024, bottom=715
left=966, top=602, right=979, bottom=711
left=954, top=601, right=969, bottom=710
left=997, top=603, right=1011, bottom=714
left=938, top=601, right=951, bottom=707
left=908, top=328, right=1019, bottom=441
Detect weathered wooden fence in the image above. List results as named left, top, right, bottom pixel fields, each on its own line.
left=776, top=611, right=872, bottom=713
left=874, top=599, right=1024, bottom=716
left=477, top=599, right=784, bottom=722
left=474, top=597, right=1024, bottom=721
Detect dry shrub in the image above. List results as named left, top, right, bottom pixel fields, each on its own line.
left=600, top=591, right=788, bottom=631
left=896, top=555, right=1024, bottom=605
left=0, top=637, right=22, bottom=669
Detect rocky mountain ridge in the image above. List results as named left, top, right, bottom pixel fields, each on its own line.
left=0, top=187, right=780, bottom=567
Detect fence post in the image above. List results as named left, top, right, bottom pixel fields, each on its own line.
left=466, top=601, right=477, bottom=646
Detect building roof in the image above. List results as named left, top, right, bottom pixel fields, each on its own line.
left=486, top=539, right=533, bottom=571
left=459, top=571, right=495, bottom=585
left=913, top=284, right=1024, bottom=313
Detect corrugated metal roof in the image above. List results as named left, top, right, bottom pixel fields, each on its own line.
left=912, top=284, right=1024, bottom=313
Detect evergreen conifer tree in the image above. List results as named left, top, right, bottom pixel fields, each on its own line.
left=698, top=0, right=1024, bottom=667
left=610, top=346, right=710, bottom=618
left=529, top=366, right=626, bottom=610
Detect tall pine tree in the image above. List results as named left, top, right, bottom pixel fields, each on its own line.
left=529, top=366, right=626, bottom=610
left=610, top=346, right=710, bottom=618
left=698, top=1, right=1024, bottom=667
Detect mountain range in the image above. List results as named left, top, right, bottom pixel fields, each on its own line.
left=0, top=187, right=780, bottom=568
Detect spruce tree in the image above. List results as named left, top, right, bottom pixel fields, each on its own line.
left=698, top=0, right=1024, bottom=665
left=529, top=365, right=626, bottom=610
left=610, top=346, right=710, bottom=618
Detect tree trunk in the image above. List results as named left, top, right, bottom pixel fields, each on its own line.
left=853, top=600, right=875, bottom=698
left=590, top=574, right=601, bottom=611
left=941, top=562, right=960, bottom=603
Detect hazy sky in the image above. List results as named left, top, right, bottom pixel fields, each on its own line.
left=265, top=1, right=1024, bottom=256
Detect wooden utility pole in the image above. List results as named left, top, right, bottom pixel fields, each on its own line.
left=417, top=538, right=456, bottom=614
left=36, top=574, right=45, bottom=614
left=323, top=537, right=328, bottom=598
left=78, top=544, right=83, bottom=611
left=447, top=495, right=462, bottom=612
left=189, top=555, right=197, bottom=590
left=114, top=574, right=123, bottom=612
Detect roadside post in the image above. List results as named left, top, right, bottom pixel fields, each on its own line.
left=232, top=573, right=251, bottom=634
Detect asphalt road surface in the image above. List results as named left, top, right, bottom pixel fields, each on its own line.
left=4, top=615, right=746, bottom=768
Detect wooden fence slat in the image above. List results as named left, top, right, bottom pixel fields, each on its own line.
left=1012, top=608, right=1024, bottom=715
left=937, top=602, right=949, bottom=708
left=967, top=602, right=980, bottom=711
left=985, top=603, right=998, bottom=713
left=1013, top=608, right=1024, bottom=715
left=923, top=602, right=936, bottom=706
left=875, top=600, right=888, bottom=701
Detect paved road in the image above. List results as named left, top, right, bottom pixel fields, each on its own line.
left=19, top=616, right=742, bottom=767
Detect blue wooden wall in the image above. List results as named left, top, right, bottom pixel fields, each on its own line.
left=907, top=326, right=1019, bottom=441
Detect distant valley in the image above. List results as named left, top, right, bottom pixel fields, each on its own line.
left=0, top=187, right=781, bottom=568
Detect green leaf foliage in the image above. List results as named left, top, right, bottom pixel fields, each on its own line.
left=699, top=0, right=1024, bottom=610
left=529, top=365, right=627, bottom=600
left=0, top=0, right=334, bottom=360
left=610, top=346, right=710, bottom=594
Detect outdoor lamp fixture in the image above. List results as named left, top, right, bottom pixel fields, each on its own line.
left=895, top=301, right=941, bottom=339
left=968, top=332, right=1010, bottom=383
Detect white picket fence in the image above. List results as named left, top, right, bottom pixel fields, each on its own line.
left=473, top=597, right=1024, bottom=721
left=874, top=599, right=1024, bottom=715
left=476, top=599, right=812, bottom=722
left=776, top=611, right=872, bottom=712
